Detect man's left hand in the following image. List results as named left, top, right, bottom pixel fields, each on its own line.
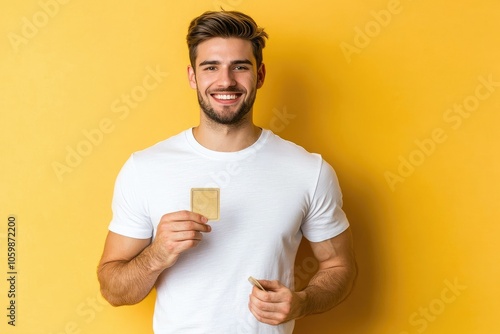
left=248, top=279, right=306, bottom=325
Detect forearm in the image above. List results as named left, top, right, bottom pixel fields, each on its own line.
left=298, top=265, right=357, bottom=317
left=98, top=246, right=163, bottom=306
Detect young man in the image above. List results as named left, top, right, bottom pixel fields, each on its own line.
left=97, top=10, right=356, bottom=333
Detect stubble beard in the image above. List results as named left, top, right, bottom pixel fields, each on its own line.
left=197, top=88, right=256, bottom=126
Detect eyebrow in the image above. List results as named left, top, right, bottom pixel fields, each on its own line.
left=198, top=59, right=254, bottom=67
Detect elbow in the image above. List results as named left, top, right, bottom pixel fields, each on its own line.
left=97, top=268, right=128, bottom=307
left=100, top=288, right=123, bottom=307
left=97, top=275, right=143, bottom=307
left=98, top=279, right=122, bottom=307
left=99, top=286, right=138, bottom=307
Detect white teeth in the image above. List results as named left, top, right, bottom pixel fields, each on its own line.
left=214, top=94, right=238, bottom=100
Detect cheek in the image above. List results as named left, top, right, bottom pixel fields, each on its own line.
left=193, top=76, right=212, bottom=91
left=246, top=74, right=259, bottom=88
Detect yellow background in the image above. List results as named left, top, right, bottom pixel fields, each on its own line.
left=1, top=0, right=499, bottom=333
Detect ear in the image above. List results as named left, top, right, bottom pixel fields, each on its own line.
left=187, top=65, right=197, bottom=89
left=256, top=63, right=266, bottom=89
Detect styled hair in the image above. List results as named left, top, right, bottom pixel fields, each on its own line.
left=186, top=10, right=268, bottom=68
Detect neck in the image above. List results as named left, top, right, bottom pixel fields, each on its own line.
left=192, top=117, right=262, bottom=152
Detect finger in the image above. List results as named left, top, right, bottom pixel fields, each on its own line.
left=159, top=211, right=211, bottom=232
left=251, top=285, right=271, bottom=301
left=248, top=299, right=284, bottom=325
left=249, top=293, right=278, bottom=312
left=179, top=211, right=208, bottom=225
left=170, top=221, right=211, bottom=233
left=162, top=210, right=209, bottom=224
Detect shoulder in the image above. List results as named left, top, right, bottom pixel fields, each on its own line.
left=129, top=129, right=190, bottom=166
left=262, top=130, right=343, bottom=187
left=136, top=129, right=187, bottom=156
left=262, top=129, right=323, bottom=166
left=114, top=129, right=191, bottom=180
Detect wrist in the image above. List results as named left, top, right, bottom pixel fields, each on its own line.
left=140, top=244, right=169, bottom=274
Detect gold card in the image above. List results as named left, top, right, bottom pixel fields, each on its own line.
left=248, top=276, right=267, bottom=291
left=191, top=188, right=220, bottom=221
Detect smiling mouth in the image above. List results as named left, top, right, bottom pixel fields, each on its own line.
left=210, top=93, right=243, bottom=103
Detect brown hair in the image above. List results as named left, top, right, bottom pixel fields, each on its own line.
left=186, top=11, right=268, bottom=69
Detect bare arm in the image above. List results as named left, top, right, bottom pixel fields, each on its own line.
left=249, top=227, right=357, bottom=324
left=97, top=232, right=157, bottom=306
left=297, top=227, right=357, bottom=316
left=97, top=210, right=211, bottom=306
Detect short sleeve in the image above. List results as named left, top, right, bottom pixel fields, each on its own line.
left=108, top=155, right=153, bottom=239
left=301, top=159, right=350, bottom=242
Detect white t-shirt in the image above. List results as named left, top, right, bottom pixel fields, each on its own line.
left=109, top=129, right=349, bottom=334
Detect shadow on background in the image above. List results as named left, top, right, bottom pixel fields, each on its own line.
left=293, top=172, right=386, bottom=334
left=264, top=41, right=387, bottom=333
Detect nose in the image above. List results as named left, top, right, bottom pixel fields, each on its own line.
left=216, top=67, right=236, bottom=88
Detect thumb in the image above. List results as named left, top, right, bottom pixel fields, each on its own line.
left=258, top=279, right=283, bottom=291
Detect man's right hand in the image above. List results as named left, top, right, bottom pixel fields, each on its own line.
left=149, top=210, right=211, bottom=270
left=98, top=210, right=211, bottom=306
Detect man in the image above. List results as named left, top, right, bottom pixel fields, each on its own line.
left=97, top=10, right=356, bottom=333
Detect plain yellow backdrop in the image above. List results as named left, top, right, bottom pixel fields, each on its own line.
left=1, top=0, right=499, bottom=333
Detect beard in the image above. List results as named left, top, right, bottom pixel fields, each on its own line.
left=197, top=88, right=257, bottom=126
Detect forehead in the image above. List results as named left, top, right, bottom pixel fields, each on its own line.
left=195, top=37, right=255, bottom=66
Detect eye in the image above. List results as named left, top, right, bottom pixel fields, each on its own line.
left=203, top=66, right=217, bottom=71
left=234, top=66, right=249, bottom=71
